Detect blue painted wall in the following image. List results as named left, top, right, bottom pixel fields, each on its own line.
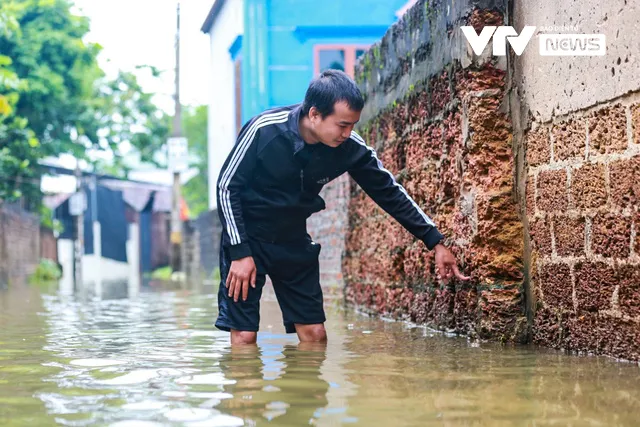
left=241, top=0, right=408, bottom=122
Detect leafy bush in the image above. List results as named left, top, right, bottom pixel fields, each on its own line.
left=29, top=259, right=62, bottom=283
left=211, top=268, right=220, bottom=282
left=151, top=266, right=172, bottom=281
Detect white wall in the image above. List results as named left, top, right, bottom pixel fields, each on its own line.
left=127, top=223, right=141, bottom=297
left=514, top=0, right=640, bottom=122
left=207, top=0, right=244, bottom=210
left=58, top=223, right=139, bottom=299
left=82, top=256, right=129, bottom=286
left=58, top=239, right=74, bottom=295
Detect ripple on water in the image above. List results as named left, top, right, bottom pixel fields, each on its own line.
left=70, top=359, right=127, bottom=367
left=96, top=369, right=160, bottom=385
left=186, top=414, right=245, bottom=427
left=121, top=401, right=170, bottom=411
left=96, top=368, right=196, bottom=385
left=182, top=352, right=223, bottom=359
left=109, top=421, right=165, bottom=427
left=6, top=286, right=639, bottom=427
left=190, top=330, right=228, bottom=338
left=163, top=408, right=219, bottom=422
left=188, top=392, right=233, bottom=400
left=176, top=373, right=236, bottom=386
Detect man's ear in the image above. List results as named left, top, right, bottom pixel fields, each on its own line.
left=309, top=107, right=322, bottom=120
left=309, top=106, right=320, bottom=122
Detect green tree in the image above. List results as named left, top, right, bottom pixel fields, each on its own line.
left=181, top=105, right=208, bottom=217
left=89, top=68, right=171, bottom=176
left=0, top=0, right=170, bottom=208
left=0, top=1, right=40, bottom=208
left=3, top=0, right=102, bottom=156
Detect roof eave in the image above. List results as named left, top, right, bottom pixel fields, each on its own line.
left=200, top=0, right=227, bottom=33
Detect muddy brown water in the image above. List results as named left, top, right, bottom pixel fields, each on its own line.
left=1, top=282, right=639, bottom=426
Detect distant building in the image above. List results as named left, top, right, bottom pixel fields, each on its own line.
left=201, top=0, right=412, bottom=210
left=45, top=173, right=174, bottom=296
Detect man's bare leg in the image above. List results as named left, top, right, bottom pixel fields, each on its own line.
left=231, top=329, right=257, bottom=345
left=295, top=323, right=327, bottom=342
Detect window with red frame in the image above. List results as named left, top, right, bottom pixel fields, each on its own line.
left=314, top=45, right=369, bottom=78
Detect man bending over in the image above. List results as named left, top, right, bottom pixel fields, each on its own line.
left=216, top=69, right=469, bottom=345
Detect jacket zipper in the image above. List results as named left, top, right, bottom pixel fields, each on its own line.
left=300, top=169, right=304, bottom=191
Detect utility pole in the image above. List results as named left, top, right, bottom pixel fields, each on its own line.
left=90, top=175, right=102, bottom=298
left=170, top=0, right=183, bottom=273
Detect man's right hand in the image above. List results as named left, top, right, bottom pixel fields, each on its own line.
left=226, top=256, right=257, bottom=302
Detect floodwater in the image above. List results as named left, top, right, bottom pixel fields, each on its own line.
left=1, top=282, right=639, bottom=427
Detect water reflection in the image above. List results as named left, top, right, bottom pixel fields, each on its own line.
left=1, top=283, right=639, bottom=426
left=24, top=289, right=358, bottom=426
left=217, top=342, right=331, bottom=425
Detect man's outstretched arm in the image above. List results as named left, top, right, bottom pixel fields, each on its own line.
left=347, top=131, right=470, bottom=282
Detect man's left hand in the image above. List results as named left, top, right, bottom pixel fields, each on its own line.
left=434, top=243, right=470, bottom=283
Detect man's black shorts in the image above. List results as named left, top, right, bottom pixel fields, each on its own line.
left=215, top=235, right=326, bottom=334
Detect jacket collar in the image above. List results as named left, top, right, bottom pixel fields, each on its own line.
left=287, top=104, right=307, bottom=155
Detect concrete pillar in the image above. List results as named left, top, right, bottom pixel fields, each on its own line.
left=93, top=221, right=102, bottom=299
left=58, top=239, right=74, bottom=295
left=127, top=223, right=140, bottom=298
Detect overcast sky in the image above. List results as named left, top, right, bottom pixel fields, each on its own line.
left=41, top=0, right=213, bottom=191
left=72, top=0, right=213, bottom=111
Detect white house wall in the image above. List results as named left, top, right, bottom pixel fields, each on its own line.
left=58, top=239, right=74, bottom=295
left=207, top=0, right=244, bottom=210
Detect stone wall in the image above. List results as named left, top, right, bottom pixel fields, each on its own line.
left=40, top=226, right=58, bottom=263
left=0, top=204, right=41, bottom=287
left=340, top=0, right=640, bottom=360
left=526, top=98, right=640, bottom=361
left=514, top=0, right=640, bottom=360
left=344, top=0, right=527, bottom=341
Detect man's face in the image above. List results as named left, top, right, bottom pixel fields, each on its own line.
left=310, top=101, right=361, bottom=148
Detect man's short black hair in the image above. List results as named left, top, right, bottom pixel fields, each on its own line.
left=301, top=69, right=364, bottom=118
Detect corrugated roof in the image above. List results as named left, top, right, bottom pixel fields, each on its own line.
left=100, top=179, right=172, bottom=213
left=43, top=193, right=72, bottom=210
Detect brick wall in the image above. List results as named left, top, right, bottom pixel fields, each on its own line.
left=336, top=0, right=640, bottom=359
left=342, top=0, right=527, bottom=341
left=0, top=204, right=40, bottom=287
left=527, top=98, right=640, bottom=360
left=190, top=209, right=223, bottom=280
left=511, top=0, right=640, bottom=360
left=151, top=212, right=170, bottom=270
left=40, top=226, right=58, bottom=263
left=183, top=219, right=201, bottom=283
left=307, top=174, right=350, bottom=287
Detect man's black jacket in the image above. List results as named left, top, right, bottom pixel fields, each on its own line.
left=216, top=104, right=444, bottom=261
